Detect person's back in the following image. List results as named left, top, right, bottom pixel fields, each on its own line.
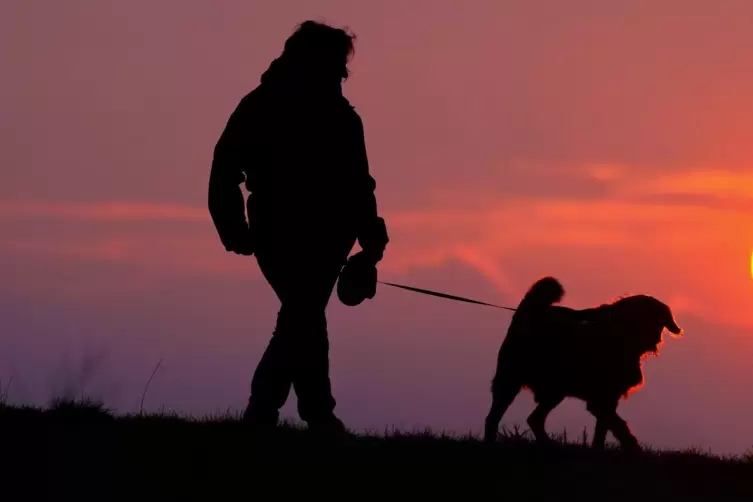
left=208, top=21, right=388, bottom=438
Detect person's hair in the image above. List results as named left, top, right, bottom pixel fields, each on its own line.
left=281, top=20, right=356, bottom=80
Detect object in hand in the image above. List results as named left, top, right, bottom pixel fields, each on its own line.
left=337, top=251, right=378, bottom=306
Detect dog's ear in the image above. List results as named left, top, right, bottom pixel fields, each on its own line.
left=664, top=314, right=685, bottom=338
left=664, top=307, right=683, bottom=337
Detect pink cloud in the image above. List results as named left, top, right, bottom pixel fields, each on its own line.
left=4, top=191, right=748, bottom=328
left=0, top=201, right=208, bottom=223
left=380, top=188, right=753, bottom=328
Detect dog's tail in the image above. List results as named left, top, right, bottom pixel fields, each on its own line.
left=517, top=276, right=565, bottom=311
left=490, top=277, right=564, bottom=393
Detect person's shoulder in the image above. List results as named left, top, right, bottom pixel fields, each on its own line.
left=229, top=86, right=271, bottom=124
left=237, top=85, right=265, bottom=109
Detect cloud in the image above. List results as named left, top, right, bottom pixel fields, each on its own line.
left=642, top=170, right=753, bottom=198
left=382, top=169, right=753, bottom=327
left=2, top=174, right=753, bottom=329
left=0, top=201, right=208, bottom=223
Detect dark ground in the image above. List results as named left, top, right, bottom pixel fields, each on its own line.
left=1, top=400, right=751, bottom=501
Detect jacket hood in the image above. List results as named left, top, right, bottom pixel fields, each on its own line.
left=260, top=55, right=345, bottom=101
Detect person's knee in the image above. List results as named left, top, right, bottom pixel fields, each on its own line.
left=280, top=303, right=326, bottom=321
left=277, top=304, right=327, bottom=334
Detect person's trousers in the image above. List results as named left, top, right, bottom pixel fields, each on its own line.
left=245, top=233, right=356, bottom=425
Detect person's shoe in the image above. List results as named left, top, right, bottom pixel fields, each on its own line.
left=242, top=405, right=279, bottom=437
left=305, top=416, right=348, bottom=444
left=483, top=422, right=498, bottom=443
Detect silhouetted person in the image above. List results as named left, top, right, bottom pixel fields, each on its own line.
left=208, top=21, right=389, bottom=438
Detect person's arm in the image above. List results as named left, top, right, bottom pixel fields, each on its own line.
left=208, top=97, right=254, bottom=255
left=350, top=112, right=388, bottom=263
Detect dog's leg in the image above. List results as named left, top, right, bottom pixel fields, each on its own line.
left=591, top=399, right=618, bottom=450
left=588, top=402, right=640, bottom=453
left=608, top=412, right=640, bottom=452
left=526, top=396, right=563, bottom=444
left=484, top=370, right=522, bottom=443
left=593, top=418, right=609, bottom=450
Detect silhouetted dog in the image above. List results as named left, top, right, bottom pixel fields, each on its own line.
left=484, top=277, right=683, bottom=451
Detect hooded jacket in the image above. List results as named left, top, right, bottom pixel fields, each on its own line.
left=208, top=55, right=388, bottom=256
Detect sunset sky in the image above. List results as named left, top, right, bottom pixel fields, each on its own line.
left=2, top=1, right=753, bottom=454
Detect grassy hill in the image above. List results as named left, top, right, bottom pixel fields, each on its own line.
left=1, top=399, right=751, bottom=501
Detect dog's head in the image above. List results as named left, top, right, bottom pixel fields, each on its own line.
left=610, top=295, right=684, bottom=356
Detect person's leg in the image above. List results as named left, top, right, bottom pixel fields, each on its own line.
left=242, top=251, right=296, bottom=427
left=290, top=273, right=342, bottom=429
left=243, top=308, right=296, bottom=427
left=245, top=232, right=354, bottom=432
left=289, top=235, right=355, bottom=431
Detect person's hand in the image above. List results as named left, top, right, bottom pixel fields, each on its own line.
left=357, top=217, right=388, bottom=265
left=338, top=250, right=378, bottom=305
left=360, top=247, right=383, bottom=265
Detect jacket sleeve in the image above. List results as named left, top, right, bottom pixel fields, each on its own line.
left=350, top=112, right=389, bottom=260
left=208, top=97, right=252, bottom=252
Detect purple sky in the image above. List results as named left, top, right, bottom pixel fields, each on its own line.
left=2, top=1, right=753, bottom=454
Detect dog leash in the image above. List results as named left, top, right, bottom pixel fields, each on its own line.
left=378, top=281, right=517, bottom=312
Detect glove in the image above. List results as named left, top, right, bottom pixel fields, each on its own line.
left=358, top=217, right=388, bottom=264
